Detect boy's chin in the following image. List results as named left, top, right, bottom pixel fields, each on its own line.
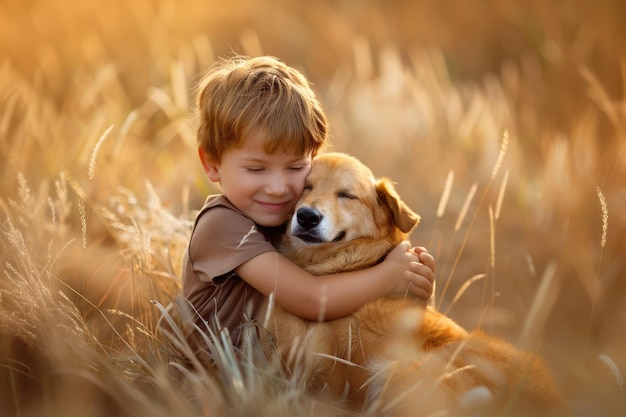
left=253, top=215, right=290, bottom=228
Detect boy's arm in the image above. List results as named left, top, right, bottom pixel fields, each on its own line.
left=236, top=241, right=424, bottom=321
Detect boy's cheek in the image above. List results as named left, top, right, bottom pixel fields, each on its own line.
left=297, top=173, right=310, bottom=195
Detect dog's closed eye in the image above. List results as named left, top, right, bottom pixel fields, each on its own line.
left=337, top=191, right=358, bottom=200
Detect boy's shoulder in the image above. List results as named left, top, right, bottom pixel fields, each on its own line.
left=189, top=195, right=260, bottom=257
left=203, top=194, right=233, bottom=210
left=198, top=194, right=246, bottom=221
left=194, top=194, right=251, bottom=231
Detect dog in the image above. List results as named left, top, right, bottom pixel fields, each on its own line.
left=259, top=152, right=564, bottom=416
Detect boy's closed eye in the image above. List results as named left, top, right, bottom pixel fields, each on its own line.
left=288, top=165, right=307, bottom=172
left=245, top=166, right=306, bottom=173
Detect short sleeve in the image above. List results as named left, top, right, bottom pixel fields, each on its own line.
left=188, top=206, right=276, bottom=282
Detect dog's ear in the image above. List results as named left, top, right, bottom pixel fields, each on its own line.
left=375, top=178, right=421, bottom=233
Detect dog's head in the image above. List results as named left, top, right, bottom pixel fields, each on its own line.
left=281, top=152, right=420, bottom=273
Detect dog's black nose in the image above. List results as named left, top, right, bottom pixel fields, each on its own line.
left=296, top=207, right=322, bottom=230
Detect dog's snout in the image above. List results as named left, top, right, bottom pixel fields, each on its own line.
left=296, top=207, right=322, bottom=230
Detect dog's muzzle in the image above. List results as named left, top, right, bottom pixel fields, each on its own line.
left=291, top=206, right=346, bottom=244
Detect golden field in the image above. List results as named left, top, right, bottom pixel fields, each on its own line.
left=1, top=0, right=625, bottom=415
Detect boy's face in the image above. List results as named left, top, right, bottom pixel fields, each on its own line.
left=200, top=129, right=312, bottom=227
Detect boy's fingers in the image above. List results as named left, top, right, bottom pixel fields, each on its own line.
left=405, top=273, right=433, bottom=301
left=417, top=252, right=436, bottom=272
left=409, top=262, right=434, bottom=281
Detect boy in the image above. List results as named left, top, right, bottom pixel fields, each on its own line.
left=182, top=56, right=435, bottom=347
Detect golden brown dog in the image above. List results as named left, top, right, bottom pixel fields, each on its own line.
left=260, top=152, right=564, bottom=416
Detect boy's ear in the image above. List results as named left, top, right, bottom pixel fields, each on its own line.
left=198, top=148, right=221, bottom=182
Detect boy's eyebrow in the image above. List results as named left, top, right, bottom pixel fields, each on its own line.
left=240, top=155, right=311, bottom=164
left=287, top=157, right=312, bottom=164
left=240, top=156, right=268, bottom=163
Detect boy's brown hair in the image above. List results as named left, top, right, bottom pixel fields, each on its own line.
left=196, top=55, right=328, bottom=162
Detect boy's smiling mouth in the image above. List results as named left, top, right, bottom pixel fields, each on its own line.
left=257, top=201, right=291, bottom=211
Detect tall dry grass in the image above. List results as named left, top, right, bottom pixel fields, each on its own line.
left=1, top=0, right=625, bottom=416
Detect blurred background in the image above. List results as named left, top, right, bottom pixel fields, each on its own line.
left=1, top=0, right=625, bottom=415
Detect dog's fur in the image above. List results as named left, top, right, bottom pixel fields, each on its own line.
left=259, top=152, right=563, bottom=416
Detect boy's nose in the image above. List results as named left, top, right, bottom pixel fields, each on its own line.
left=265, top=174, right=289, bottom=195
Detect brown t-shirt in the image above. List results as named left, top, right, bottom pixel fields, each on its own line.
left=182, top=195, right=284, bottom=347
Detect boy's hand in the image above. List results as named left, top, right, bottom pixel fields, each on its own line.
left=385, top=242, right=434, bottom=302
left=404, top=246, right=435, bottom=303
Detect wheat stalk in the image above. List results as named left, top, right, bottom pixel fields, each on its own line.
left=518, top=261, right=559, bottom=350
left=440, top=131, right=510, bottom=307
left=587, top=185, right=609, bottom=348
left=79, top=200, right=87, bottom=249
left=596, top=185, right=608, bottom=249
left=598, top=354, right=624, bottom=395
left=428, top=169, right=454, bottom=250
left=489, top=205, right=495, bottom=271
left=447, top=273, right=486, bottom=313
left=488, top=205, right=496, bottom=331
left=454, top=182, right=477, bottom=232
left=491, top=130, right=509, bottom=180
left=495, top=169, right=509, bottom=221
left=437, top=170, right=454, bottom=218
left=88, top=124, right=114, bottom=180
